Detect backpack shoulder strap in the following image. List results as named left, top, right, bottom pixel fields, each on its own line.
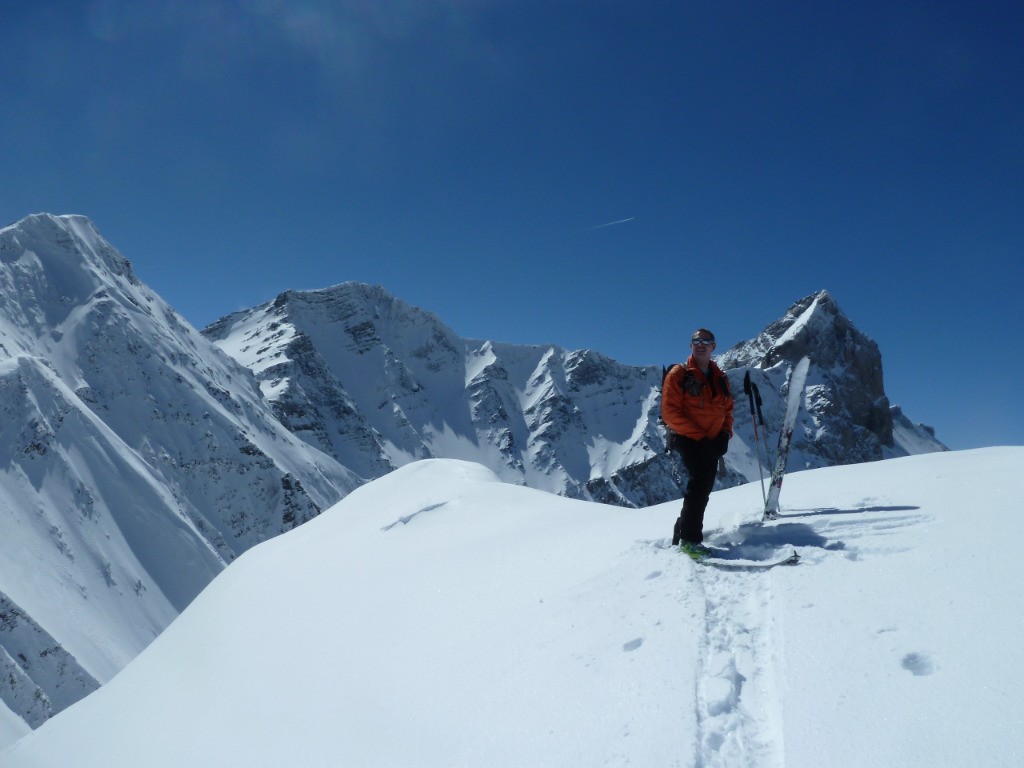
left=712, top=364, right=732, bottom=398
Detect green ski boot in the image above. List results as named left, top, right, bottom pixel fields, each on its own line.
left=679, top=542, right=713, bottom=561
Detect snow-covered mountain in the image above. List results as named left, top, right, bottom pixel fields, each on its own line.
left=5, top=448, right=1021, bottom=767
left=0, top=213, right=943, bottom=736
left=205, top=284, right=945, bottom=509
left=203, top=284, right=678, bottom=505
left=0, top=214, right=359, bottom=732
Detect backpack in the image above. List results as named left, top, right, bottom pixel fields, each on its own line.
left=660, top=364, right=683, bottom=453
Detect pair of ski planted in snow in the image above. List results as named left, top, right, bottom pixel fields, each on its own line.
left=743, top=356, right=810, bottom=522
left=761, top=356, right=810, bottom=521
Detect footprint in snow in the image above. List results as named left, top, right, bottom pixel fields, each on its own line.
left=901, top=652, right=936, bottom=676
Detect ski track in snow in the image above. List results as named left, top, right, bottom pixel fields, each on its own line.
left=679, top=502, right=931, bottom=768
left=689, top=563, right=784, bottom=768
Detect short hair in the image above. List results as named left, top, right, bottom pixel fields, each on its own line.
left=691, top=328, right=715, bottom=342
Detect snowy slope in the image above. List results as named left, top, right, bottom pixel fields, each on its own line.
left=5, top=448, right=1021, bottom=767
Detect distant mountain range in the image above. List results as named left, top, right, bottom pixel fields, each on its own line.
left=0, top=213, right=944, bottom=735
left=205, top=280, right=944, bottom=507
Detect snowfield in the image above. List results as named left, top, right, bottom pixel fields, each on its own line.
left=4, top=447, right=1023, bottom=767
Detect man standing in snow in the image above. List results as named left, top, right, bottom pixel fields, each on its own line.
left=662, top=328, right=734, bottom=558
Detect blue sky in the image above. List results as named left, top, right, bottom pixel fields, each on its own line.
left=3, top=0, right=1022, bottom=450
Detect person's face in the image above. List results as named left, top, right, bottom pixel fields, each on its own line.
left=690, top=333, right=716, bottom=361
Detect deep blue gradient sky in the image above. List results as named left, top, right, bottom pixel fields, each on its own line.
left=4, top=1, right=1022, bottom=450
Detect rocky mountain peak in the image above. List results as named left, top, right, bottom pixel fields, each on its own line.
left=719, top=290, right=900, bottom=463
left=718, top=289, right=869, bottom=369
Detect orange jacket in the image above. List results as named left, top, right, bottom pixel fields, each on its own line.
left=661, top=357, right=734, bottom=440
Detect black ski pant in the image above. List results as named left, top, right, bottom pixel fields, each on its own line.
left=672, top=436, right=720, bottom=546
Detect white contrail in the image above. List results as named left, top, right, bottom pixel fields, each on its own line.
left=586, top=216, right=635, bottom=231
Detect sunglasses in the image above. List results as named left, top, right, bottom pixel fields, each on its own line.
left=691, top=338, right=714, bottom=347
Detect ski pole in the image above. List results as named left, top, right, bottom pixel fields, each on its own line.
left=751, top=379, right=771, bottom=467
left=745, top=371, right=771, bottom=468
left=743, top=371, right=767, bottom=505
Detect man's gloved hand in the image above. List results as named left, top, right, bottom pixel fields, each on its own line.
left=714, top=430, right=730, bottom=457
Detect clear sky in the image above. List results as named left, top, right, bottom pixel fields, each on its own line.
left=3, top=1, right=1022, bottom=450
